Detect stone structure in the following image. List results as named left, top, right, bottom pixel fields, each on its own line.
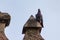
left=22, top=9, right=44, bottom=40
left=0, top=12, right=11, bottom=40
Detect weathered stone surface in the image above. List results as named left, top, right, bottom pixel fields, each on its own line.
left=23, top=28, right=44, bottom=40
left=22, top=9, right=44, bottom=40
left=24, top=15, right=42, bottom=27
left=0, top=32, right=8, bottom=40
left=22, top=15, right=44, bottom=40
left=0, top=23, right=8, bottom=40
left=0, top=12, right=11, bottom=26
left=22, top=15, right=42, bottom=34
left=0, top=23, right=5, bottom=32
left=0, top=12, right=11, bottom=40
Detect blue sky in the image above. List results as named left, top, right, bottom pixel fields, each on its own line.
left=0, top=0, right=60, bottom=40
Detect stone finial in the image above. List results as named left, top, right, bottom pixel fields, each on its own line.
left=22, top=15, right=42, bottom=34
left=0, top=12, right=11, bottom=40
left=22, top=9, right=44, bottom=40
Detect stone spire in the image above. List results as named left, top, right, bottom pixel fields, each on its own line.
left=22, top=9, right=44, bottom=40
left=0, top=12, right=11, bottom=40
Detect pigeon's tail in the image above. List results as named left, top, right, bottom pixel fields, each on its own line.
left=35, top=9, right=44, bottom=27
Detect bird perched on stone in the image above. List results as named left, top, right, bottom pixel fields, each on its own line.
left=35, top=9, right=44, bottom=27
